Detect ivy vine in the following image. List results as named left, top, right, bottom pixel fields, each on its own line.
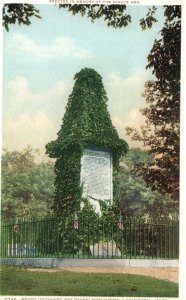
left=46, top=68, right=128, bottom=217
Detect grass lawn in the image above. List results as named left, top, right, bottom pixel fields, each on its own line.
left=0, top=265, right=178, bottom=297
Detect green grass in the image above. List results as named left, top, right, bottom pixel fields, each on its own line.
left=0, top=265, right=178, bottom=297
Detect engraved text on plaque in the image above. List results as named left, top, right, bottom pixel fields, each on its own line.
left=81, top=148, right=113, bottom=203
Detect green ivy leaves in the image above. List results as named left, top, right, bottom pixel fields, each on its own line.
left=46, top=68, right=128, bottom=217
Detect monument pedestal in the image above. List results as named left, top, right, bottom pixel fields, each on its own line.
left=90, top=241, right=121, bottom=257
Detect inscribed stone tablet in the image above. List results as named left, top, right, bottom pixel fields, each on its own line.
left=81, top=148, right=113, bottom=202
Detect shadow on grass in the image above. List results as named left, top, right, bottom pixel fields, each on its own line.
left=0, top=265, right=178, bottom=297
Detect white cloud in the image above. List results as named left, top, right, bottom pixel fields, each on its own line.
left=112, top=108, right=145, bottom=138
left=3, top=112, right=57, bottom=153
left=112, top=116, right=123, bottom=128
left=50, top=81, right=68, bottom=97
left=106, top=70, right=153, bottom=116
left=7, top=76, right=68, bottom=103
left=127, top=108, right=145, bottom=128
left=105, top=70, right=154, bottom=148
left=8, top=76, right=44, bottom=102
left=112, top=110, right=145, bottom=149
left=11, top=33, right=91, bottom=59
left=108, top=71, right=147, bottom=90
left=3, top=77, right=70, bottom=154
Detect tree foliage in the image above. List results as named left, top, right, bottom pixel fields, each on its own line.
left=59, top=4, right=159, bottom=30
left=59, top=4, right=160, bottom=30
left=59, top=5, right=131, bottom=28
left=139, top=6, right=157, bottom=30
left=126, top=6, right=181, bottom=204
left=3, top=3, right=41, bottom=31
left=1, top=147, right=55, bottom=220
left=116, top=148, right=178, bottom=222
left=3, top=4, right=157, bottom=32
left=46, top=68, right=128, bottom=217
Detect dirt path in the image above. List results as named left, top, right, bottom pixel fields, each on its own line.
left=28, top=267, right=178, bottom=283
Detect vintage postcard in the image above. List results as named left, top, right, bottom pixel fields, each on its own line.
left=1, top=0, right=185, bottom=299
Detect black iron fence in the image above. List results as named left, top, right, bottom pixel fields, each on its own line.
left=1, top=216, right=179, bottom=259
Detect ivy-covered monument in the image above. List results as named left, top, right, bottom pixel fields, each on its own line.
left=46, top=68, right=128, bottom=217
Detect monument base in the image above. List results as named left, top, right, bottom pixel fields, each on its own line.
left=90, top=241, right=121, bottom=257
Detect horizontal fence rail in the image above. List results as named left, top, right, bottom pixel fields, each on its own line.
left=1, top=216, right=179, bottom=259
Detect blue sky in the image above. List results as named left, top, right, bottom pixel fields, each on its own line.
left=3, top=4, right=165, bottom=158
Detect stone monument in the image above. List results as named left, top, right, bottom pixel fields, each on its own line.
left=46, top=68, right=128, bottom=216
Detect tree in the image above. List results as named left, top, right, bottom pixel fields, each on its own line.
left=59, top=5, right=131, bottom=28
left=59, top=4, right=157, bottom=29
left=3, top=3, right=41, bottom=31
left=116, top=148, right=178, bottom=221
left=3, top=4, right=157, bottom=31
left=46, top=68, right=128, bottom=217
left=126, top=6, right=181, bottom=204
left=116, top=148, right=154, bottom=218
left=1, top=147, right=55, bottom=220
